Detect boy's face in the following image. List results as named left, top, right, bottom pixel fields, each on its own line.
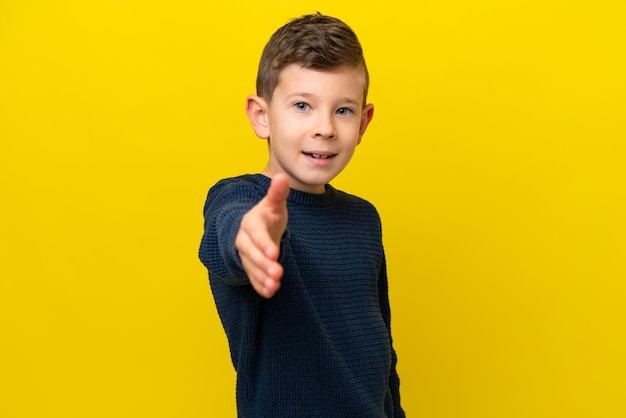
left=248, top=64, right=374, bottom=194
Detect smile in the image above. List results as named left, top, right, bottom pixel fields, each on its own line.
left=303, top=152, right=337, bottom=159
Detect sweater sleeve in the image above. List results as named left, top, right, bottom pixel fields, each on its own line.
left=379, top=250, right=406, bottom=417
left=198, top=178, right=264, bottom=286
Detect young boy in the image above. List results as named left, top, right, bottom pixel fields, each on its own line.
left=199, top=13, right=405, bottom=417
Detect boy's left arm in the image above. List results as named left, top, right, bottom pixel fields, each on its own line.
left=379, top=251, right=406, bottom=417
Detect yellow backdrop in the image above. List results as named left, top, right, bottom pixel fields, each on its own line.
left=1, top=1, right=625, bottom=417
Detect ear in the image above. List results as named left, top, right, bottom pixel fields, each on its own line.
left=246, top=94, right=270, bottom=139
left=356, top=103, right=374, bottom=145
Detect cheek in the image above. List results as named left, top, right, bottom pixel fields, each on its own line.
left=271, top=116, right=300, bottom=139
left=340, top=122, right=364, bottom=143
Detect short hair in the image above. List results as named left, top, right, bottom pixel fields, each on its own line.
left=256, top=13, right=369, bottom=104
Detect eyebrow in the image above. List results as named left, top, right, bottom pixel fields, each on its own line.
left=285, top=92, right=360, bottom=107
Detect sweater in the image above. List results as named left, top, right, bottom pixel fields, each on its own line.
left=199, top=174, right=404, bottom=417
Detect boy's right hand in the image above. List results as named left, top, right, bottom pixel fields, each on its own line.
left=235, top=174, right=290, bottom=298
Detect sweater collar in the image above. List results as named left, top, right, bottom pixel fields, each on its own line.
left=252, top=174, right=339, bottom=207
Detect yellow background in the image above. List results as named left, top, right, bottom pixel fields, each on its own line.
left=1, top=0, right=625, bottom=416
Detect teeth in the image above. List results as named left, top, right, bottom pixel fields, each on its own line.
left=309, top=153, right=332, bottom=159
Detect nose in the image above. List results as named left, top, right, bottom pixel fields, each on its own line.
left=314, top=112, right=336, bottom=139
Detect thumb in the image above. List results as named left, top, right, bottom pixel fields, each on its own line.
left=265, top=173, right=290, bottom=210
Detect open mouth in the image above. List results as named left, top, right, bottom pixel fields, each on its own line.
left=303, top=152, right=337, bottom=159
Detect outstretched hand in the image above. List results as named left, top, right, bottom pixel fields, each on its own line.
left=235, top=173, right=290, bottom=298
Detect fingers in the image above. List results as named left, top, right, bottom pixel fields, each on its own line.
left=264, top=173, right=290, bottom=212
left=236, top=230, right=283, bottom=298
left=244, top=256, right=283, bottom=298
left=236, top=210, right=284, bottom=299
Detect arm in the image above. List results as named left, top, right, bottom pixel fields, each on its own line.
left=379, top=251, right=406, bottom=417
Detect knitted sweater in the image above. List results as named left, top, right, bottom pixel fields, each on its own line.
left=199, top=174, right=404, bottom=417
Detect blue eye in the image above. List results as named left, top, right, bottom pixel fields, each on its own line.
left=336, top=107, right=353, bottom=116
left=295, top=102, right=310, bottom=111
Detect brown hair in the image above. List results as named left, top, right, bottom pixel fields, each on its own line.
left=256, top=13, right=369, bottom=104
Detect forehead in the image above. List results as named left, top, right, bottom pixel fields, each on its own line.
left=274, top=64, right=367, bottom=104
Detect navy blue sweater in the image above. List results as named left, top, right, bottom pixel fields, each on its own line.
left=199, top=174, right=404, bottom=417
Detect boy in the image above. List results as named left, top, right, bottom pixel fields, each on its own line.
left=199, top=13, right=404, bottom=417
